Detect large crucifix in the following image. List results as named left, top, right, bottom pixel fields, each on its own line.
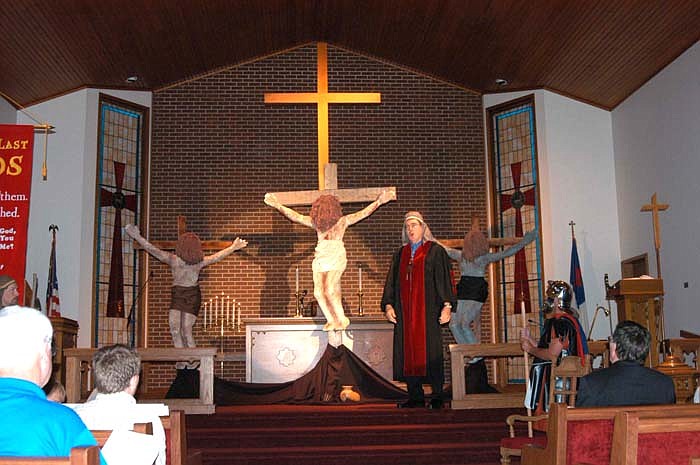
left=263, top=42, right=396, bottom=333
left=437, top=217, right=537, bottom=346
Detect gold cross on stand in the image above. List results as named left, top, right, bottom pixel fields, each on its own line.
left=641, top=192, right=670, bottom=356
left=265, top=42, right=381, bottom=191
left=640, top=192, right=669, bottom=278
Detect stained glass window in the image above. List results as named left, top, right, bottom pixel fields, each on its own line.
left=94, top=95, right=147, bottom=347
left=487, top=95, right=544, bottom=383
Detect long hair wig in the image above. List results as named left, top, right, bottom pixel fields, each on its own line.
left=310, top=194, right=343, bottom=233
left=462, top=218, right=488, bottom=261
left=175, top=232, right=204, bottom=265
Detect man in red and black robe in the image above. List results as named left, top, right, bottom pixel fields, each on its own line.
left=382, top=211, right=456, bottom=409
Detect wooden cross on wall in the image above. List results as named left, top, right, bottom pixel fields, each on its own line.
left=134, top=216, right=233, bottom=251
left=440, top=218, right=522, bottom=249
left=265, top=42, right=394, bottom=206
left=440, top=236, right=522, bottom=249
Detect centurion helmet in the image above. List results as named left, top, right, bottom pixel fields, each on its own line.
left=543, top=280, right=573, bottom=313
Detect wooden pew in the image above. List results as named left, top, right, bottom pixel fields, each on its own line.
left=88, top=411, right=200, bottom=465
left=91, top=423, right=152, bottom=447
left=0, top=447, right=100, bottom=465
left=610, top=410, right=700, bottom=465
left=521, top=403, right=700, bottom=465
left=162, top=410, right=202, bottom=465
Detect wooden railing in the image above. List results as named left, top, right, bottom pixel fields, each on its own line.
left=65, top=348, right=217, bottom=414
left=449, top=340, right=609, bottom=409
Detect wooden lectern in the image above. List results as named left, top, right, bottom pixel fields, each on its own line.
left=606, top=278, right=664, bottom=366
left=49, top=316, right=79, bottom=386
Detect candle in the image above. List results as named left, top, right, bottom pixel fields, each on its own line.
left=295, top=267, right=299, bottom=294
left=237, top=302, right=241, bottom=328
left=209, top=298, right=213, bottom=326
left=232, top=299, right=236, bottom=328
left=222, top=292, right=227, bottom=325
left=215, top=296, right=219, bottom=325
left=358, top=266, right=362, bottom=291
left=203, top=302, right=208, bottom=329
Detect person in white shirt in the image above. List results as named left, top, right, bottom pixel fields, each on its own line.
left=73, top=344, right=166, bottom=465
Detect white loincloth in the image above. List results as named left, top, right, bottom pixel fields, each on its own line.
left=312, top=239, right=347, bottom=273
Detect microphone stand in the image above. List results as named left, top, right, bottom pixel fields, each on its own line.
left=588, top=305, right=612, bottom=341
left=127, top=270, right=154, bottom=347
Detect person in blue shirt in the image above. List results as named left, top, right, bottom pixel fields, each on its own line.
left=0, top=305, right=106, bottom=465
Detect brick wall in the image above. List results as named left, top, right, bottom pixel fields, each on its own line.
left=147, top=44, right=486, bottom=391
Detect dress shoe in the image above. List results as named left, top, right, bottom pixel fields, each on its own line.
left=428, top=398, right=444, bottom=409
left=397, top=399, right=424, bottom=408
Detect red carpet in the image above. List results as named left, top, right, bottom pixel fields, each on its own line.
left=187, top=404, right=527, bottom=465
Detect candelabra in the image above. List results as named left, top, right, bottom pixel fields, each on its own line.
left=357, top=290, right=364, bottom=317
left=202, top=295, right=241, bottom=376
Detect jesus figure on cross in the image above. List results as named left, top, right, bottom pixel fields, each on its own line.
left=265, top=189, right=395, bottom=331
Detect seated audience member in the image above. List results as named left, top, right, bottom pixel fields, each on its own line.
left=0, top=306, right=105, bottom=464
left=73, top=344, right=166, bottom=465
left=576, top=320, right=675, bottom=407
left=521, top=280, right=588, bottom=416
left=0, top=275, right=19, bottom=309
left=45, top=379, right=67, bottom=403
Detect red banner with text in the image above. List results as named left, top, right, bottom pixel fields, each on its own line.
left=0, top=124, right=34, bottom=306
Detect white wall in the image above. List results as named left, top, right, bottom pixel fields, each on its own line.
left=483, top=90, right=621, bottom=340
left=0, top=97, right=16, bottom=123
left=612, top=40, right=700, bottom=337
left=18, top=89, right=151, bottom=346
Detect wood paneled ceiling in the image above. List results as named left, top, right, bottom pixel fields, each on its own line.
left=2, top=0, right=699, bottom=110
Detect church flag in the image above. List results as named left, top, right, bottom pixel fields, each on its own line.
left=570, top=236, right=586, bottom=308
left=46, top=225, right=61, bottom=317
left=0, top=124, right=35, bottom=305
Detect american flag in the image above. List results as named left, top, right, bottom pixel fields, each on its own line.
left=46, top=225, right=61, bottom=317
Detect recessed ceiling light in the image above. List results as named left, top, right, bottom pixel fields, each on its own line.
left=125, top=76, right=139, bottom=83
left=495, top=78, right=509, bottom=87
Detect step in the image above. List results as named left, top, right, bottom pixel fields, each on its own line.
left=189, top=421, right=506, bottom=448
left=197, top=441, right=501, bottom=465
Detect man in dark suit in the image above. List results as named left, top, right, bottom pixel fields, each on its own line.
left=576, top=320, right=675, bottom=407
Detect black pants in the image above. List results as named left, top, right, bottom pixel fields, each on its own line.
left=406, top=376, right=443, bottom=402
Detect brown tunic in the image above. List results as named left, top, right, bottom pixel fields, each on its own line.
left=171, top=285, right=202, bottom=316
